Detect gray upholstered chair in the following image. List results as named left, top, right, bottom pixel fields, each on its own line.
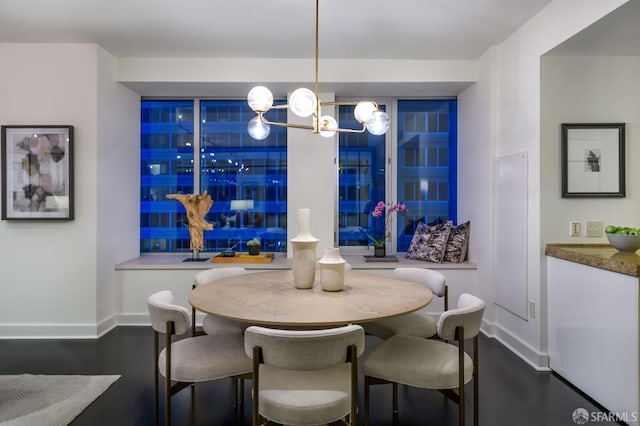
left=244, top=324, right=365, bottom=426
left=362, top=267, right=447, bottom=340
left=192, top=266, right=248, bottom=337
left=363, top=293, right=485, bottom=426
left=147, top=290, right=252, bottom=426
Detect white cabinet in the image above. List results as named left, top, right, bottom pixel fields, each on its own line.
left=547, top=256, right=638, bottom=423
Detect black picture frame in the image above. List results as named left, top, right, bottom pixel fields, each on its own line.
left=561, top=123, right=625, bottom=198
left=1, top=125, right=74, bottom=220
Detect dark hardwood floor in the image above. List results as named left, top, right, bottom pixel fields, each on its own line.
left=0, top=327, right=621, bottom=426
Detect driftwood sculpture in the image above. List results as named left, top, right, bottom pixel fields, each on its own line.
left=166, top=192, right=214, bottom=251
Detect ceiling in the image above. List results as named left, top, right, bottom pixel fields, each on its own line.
left=546, top=0, right=640, bottom=56
left=1, top=0, right=637, bottom=98
left=0, top=0, right=556, bottom=60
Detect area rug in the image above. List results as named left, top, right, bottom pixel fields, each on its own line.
left=0, top=374, right=120, bottom=426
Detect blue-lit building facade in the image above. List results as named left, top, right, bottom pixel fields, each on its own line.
left=141, top=99, right=456, bottom=254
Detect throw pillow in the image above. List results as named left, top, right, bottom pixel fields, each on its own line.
left=444, top=221, right=470, bottom=263
left=406, top=221, right=453, bottom=263
left=402, top=216, right=425, bottom=236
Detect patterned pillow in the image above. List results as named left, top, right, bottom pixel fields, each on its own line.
left=406, top=221, right=453, bottom=263
left=444, top=221, right=470, bottom=263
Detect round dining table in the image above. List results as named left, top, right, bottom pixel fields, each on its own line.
left=189, top=269, right=432, bottom=327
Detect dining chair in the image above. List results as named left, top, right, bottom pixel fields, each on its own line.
left=244, top=324, right=365, bottom=426
left=192, top=266, right=248, bottom=337
left=147, top=290, right=252, bottom=426
left=363, top=267, right=448, bottom=340
left=193, top=267, right=252, bottom=407
left=363, top=293, right=485, bottom=426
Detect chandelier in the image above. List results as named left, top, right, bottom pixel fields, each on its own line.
left=246, top=0, right=390, bottom=140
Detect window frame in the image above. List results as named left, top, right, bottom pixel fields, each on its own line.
left=336, top=98, right=457, bottom=255
left=140, top=97, right=457, bottom=255
left=140, top=97, right=288, bottom=254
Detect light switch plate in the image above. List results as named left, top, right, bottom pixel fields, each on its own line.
left=586, top=221, right=603, bottom=238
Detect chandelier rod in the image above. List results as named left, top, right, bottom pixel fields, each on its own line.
left=315, top=0, right=320, bottom=101
left=245, top=0, right=390, bottom=139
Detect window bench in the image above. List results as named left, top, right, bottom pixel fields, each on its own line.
left=115, top=253, right=476, bottom=271
left=115, top=253, right=476, bottom=328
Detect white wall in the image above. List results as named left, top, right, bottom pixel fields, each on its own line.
left=541, top=55, right=640, bottom=246
left=287, top=93, right=336, bottom=257
left=457, top=0, right=627, bottom=368
left=0, top=1, right=632, bottom=350
left=96, top=47, right=141, bottom=333
left=0, top=44, right=100, bottom=337
left=0, top=43, right=139, bottom=337
left=457, top=47, right=498, bottom=330
left=116, top=57, right=478, bottom=98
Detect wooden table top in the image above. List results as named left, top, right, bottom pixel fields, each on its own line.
left=189, top=270, right=432, bottom=327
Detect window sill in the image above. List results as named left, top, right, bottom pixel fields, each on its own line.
left=115, top=253, right=476, bottom=271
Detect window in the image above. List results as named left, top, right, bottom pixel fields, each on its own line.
left=140, top=99, right=288, bottom=253
left=199, top=100, right=287, bottom=253
left=337, top=105, right=386, bottom=248
left=337, top=99, right=457, bottom=253
left=141, top=100, right=194, bottom=252
left=396, top=100, right=457, bottom=251
left=141, top=98, right=456, bottom=255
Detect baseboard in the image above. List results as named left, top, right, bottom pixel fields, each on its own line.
left=97, top=314, right=118, bottom=338
left=0, top=314, right=554, bottom=366
left=481, top=318, right=551, bottom=371
left=0, top=313, right=202, bottom=339
left=0, top=323, right=100, bottom=339
left=116, top=313, right=150, bottom=326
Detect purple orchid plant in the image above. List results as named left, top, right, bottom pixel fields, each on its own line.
left=364, top=201, right=408, bottom=247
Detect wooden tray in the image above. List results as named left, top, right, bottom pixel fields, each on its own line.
left=212, top=253, right=275, bottom=264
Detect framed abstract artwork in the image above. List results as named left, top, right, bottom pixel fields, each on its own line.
left=561, top=123, right=625, bottom=198
left=1, top=125, right=74, bottom=220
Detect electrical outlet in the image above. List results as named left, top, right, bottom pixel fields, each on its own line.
left=569, top=221, right=581, bottom=237
left=529, top=300, right=536, bottom=319
left=586, top=221, right=603, bottom=238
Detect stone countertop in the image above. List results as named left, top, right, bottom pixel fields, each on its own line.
left=545, top=243, right=640, bottom=277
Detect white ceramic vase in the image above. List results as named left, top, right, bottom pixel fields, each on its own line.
left=290, top=208, right=320, bottom=289
left=318, top=247, right=346, bottom=292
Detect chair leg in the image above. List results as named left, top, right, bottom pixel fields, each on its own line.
left=165, top=377, right=171, bottom=426
left=165, top=328, right=172, bottom=426
left=153, top=331, right=159, bottom=426
left=232, top=377, right=238, bottom=408
left=350, top=345, right=358, bottom=426
left=392, top=382, right=398, bottom=414
left=191, top=284, right=196, bottom=337
left=364, top=376, right=371, bottom=426
left=444, top=285, right=449, bottom=311
left=458, top=328, right=465, bottom=426
left=474, top=336, right=479, bottom=426
left=252, top=347, right=261, bottom=426
left=365, top=376, right=396, bottom=424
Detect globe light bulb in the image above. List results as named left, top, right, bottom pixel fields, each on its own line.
left=247, top=86, right=274, bottom=113
left=319, top=115, right=337, bottom=137
left=366, top=111, right=390, bottom=135
left=289, top=88, right=317, bottom=117
left=354, top=102, right=377, bottom=123
left=247, top=116, right=271, bottom=140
